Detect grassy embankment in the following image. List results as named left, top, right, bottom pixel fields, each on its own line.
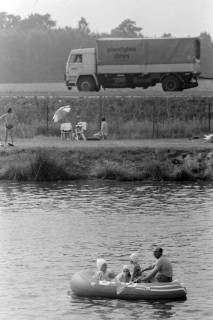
left=0, top=139, right=213, bottom=182
left=0, top=94, right=213, bottom=182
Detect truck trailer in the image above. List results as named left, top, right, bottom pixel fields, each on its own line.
left=65, top=37, right=201, bottom=92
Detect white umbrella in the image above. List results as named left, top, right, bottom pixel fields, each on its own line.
left=204, top=133, right=213, bottom=142
left=53, top=105, right=71, bottom=123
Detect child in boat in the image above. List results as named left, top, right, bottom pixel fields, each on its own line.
left=129, top=252, right=142, bottom=283
left=115, top=265, right=131, bottom=283
left=94, top=258, right=111, bottom=281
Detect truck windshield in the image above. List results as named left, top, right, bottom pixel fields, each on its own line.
left=70, top=54, right=82, bottom=63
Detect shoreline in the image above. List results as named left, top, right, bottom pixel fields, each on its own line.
left=0, top=137, right=213, bottom=182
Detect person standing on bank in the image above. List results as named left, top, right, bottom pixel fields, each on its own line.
left=142, top=247, right=173, bottom=283
left=0, top=108, right=20, bottom=146
left=100, top=117, right=108, bottom=140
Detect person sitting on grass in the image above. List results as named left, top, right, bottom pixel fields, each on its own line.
left=142, top=247, right=173, bottom=283
left=74, top=122, right=87, bottom=141
left=115, top=265, right=131, bottom=283
left=92, top=117, right=109, bottom=140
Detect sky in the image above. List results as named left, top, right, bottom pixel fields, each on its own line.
left=0, top=0, right=212, bottom=37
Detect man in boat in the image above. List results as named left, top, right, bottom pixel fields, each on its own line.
left=141, top=247, right=173, bottom=283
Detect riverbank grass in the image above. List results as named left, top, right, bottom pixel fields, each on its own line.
left=0, top=138, right=213, bottom=181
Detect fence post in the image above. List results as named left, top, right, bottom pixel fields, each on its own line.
left=208, top=103, right=211, bottom=133
left=46, top=99, right=49, bottom=131
left=99, top=96, right=103, bottom=130
left=156, top=102, right=159, bottom=138
left=152, top=103, right=155, bottom=138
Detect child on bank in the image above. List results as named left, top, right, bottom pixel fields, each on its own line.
left=100, top=117, right=108, bottom=139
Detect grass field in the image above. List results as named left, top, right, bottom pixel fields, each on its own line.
left=7, top=136, right=213, bottom=151
left=0, top=79, right=212, bottom=97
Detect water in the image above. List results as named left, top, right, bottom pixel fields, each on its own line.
left=0, top=180, right=213, bottom=320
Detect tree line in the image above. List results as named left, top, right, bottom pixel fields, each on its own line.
left=0, top=12, right=212, bottom=83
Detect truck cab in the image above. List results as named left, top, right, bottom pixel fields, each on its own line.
left=65, top=37, right=201, bottom=92
left=65, top=48, right=98, bottom=91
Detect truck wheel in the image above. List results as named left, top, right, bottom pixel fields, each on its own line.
left=77, top=77, right=95, bottom=91
left=162, top=76, right=181, bottom=91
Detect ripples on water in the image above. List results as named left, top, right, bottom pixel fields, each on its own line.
left=0, top=180, right=213, bottom=320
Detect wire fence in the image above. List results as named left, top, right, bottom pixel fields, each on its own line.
left=0, top=95, right=213, bottom=139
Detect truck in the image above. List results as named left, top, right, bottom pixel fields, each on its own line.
left=65, top=37, right=201, bottom=92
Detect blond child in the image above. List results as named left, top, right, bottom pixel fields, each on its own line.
left=129, top=252, right=143, bottom=283
left=94, top=258, right=111, bottom=281
left=115, top=265, right=131, bottom=283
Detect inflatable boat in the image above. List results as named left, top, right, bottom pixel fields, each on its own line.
left=70, top=270, right=187, bottom=300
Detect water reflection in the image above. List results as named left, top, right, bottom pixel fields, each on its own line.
left=150, top=301, right=176, bottom=319
left=70, top=295, right=183, bottom=320
left=0, top=180, right=213, bottom=320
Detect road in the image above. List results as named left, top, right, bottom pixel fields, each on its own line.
left=0, top=80, right=213, bottom=98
